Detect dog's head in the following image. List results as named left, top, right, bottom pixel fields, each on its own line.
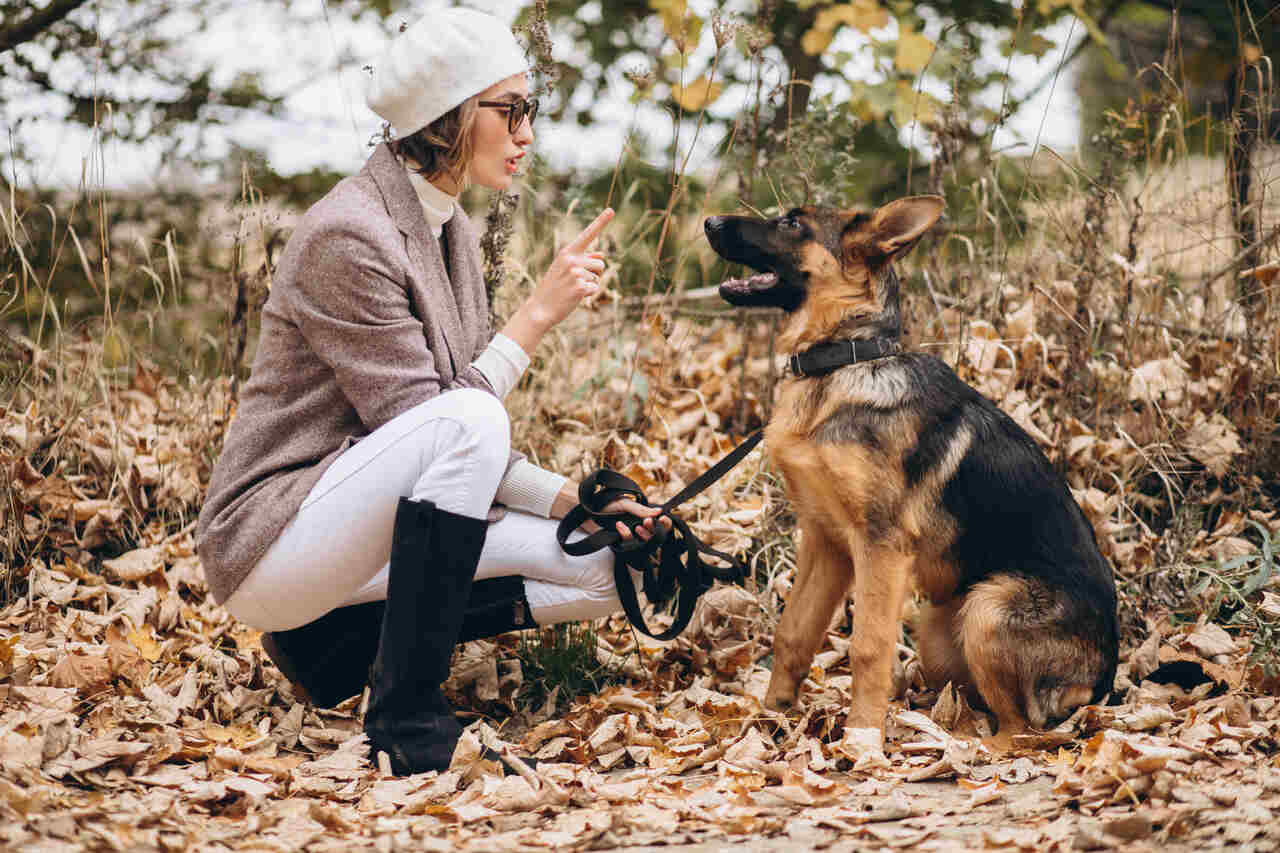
left=704, top=196, right=944, bottom=344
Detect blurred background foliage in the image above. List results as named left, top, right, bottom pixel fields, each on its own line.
left=2, top=0, right=1276, bottom=371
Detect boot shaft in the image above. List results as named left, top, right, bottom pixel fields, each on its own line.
left=368, top=498, right=488, bottom=710
left=457, top=574, right=535, bottom=643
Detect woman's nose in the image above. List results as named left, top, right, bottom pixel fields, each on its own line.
left=514, top=116, right=534, bottom=145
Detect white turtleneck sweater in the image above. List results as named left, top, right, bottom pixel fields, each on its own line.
left=405, top=166, right=568, bottom=518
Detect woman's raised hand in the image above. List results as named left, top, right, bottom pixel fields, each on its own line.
left=533, top=207, right=613, bottom=326
left=502, top=208, right=613, bottom=355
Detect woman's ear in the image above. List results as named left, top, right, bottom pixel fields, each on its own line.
left=867, top=195, right=945, bottom=259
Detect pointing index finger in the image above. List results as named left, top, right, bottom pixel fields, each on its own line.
left=567, top=208, right=614, bottom=252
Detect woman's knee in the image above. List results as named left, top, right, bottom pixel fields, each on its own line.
left=399, top=387, right=511, bottom=464
left=434, top=388, right=511, bottom=458
left=401, top=389, right=511, bottom=513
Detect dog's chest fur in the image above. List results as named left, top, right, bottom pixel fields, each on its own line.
left=764, top=355, right=967, bottom=601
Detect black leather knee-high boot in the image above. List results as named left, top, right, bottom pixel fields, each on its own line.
left=260, top=577, right=535, bottom=709
left=261, top=601, right=385, bottom=707
left=363, top=497, right=487, bottom=775
left=457, top=575, right=536, bottom=643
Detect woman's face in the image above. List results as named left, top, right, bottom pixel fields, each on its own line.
left=467, top=73, right=534, bottom=191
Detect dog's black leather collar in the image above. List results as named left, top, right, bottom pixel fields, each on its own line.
left=789, top=337, right=898, bottom=377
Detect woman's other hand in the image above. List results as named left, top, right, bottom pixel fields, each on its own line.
left=551, top=481, right=673, bottom=543
left=535, top=207, right=613, bottom=326
left=502, top=208, right=613, bottom=354
left=602, top=498, right=672, bottom=543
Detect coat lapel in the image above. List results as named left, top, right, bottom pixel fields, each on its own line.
left=366, top=144, right=464, bottom=375
left=442, top=213, right=491, bottom=344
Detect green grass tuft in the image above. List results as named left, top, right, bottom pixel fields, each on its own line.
left=515, top=622, right=629, bottom=713
left=1185, top=521, right=1280, bottom=675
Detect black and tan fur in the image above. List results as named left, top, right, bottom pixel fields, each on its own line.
left=705, top=197, right=1117, bottom=739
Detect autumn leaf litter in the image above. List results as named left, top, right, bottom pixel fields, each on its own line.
left=3, top=301, right=1280, bottom=852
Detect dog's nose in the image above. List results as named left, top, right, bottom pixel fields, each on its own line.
left=704, top=216, right=725, bottom=237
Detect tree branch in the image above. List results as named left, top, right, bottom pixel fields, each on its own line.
left=1201, top=221, right=1280, bottom=292
left=0, top=0, right=91, bottom=55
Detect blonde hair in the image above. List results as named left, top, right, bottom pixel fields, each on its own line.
left=390, top=96, right=479, bottom=190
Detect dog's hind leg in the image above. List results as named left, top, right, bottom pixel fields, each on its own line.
left=959, top=575, right=1106, bottom=732
left=765, top=521, right=853, bottom=712
left=845, top=543, right=913, bottom=737
left=954, top=577, right=1029, bottom=730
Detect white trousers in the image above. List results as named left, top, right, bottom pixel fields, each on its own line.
left=223, top=388, right=620, bottom=633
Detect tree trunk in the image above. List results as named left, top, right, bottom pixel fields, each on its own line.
left=1227, top=67, right=1261, bottom=275
left=1226, top=41, right=1264, bottom=354
left=770, top=7, right=822, bottom=135
left=773, top=48, right=824, bottom=134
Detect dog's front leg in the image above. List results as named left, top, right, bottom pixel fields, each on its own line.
left=845, top=544, right=913, bottom=740
left=765, top=520, right=853, bottom=711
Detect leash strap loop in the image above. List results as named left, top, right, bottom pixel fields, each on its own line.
left=556, top=430, right=764, bottom=639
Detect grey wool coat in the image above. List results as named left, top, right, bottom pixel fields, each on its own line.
left=197, top=143, right=513, bottom=605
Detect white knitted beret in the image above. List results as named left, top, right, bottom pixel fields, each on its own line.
left=366, top=7, right=530, bottom=140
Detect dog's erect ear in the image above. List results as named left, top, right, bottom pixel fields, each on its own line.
left=864, top=195, right=945, bottom=259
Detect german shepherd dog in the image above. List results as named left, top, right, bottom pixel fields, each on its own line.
left=704, top=196, right=1117, bottom=740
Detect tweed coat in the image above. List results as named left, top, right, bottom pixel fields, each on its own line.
left=197, top=143, right=515, bottom=605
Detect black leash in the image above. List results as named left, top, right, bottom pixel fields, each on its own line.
left=556, top=430, right=764, bottom=640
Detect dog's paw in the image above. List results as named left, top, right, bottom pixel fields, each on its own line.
left=832, top=726, right=889, bottom=771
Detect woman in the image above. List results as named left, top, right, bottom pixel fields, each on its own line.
left=197, top=8, right=664, bottom=776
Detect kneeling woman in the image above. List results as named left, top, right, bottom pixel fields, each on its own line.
left=197, top=9, right=663, bottom=776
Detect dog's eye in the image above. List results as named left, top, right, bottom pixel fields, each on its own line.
left=780, top=217, right=803, bottom=233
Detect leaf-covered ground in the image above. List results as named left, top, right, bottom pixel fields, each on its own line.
left=4, top=300, right=1279, bottom=851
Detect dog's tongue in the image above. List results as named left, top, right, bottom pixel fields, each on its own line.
left=719, top=272, right=777, bottom=295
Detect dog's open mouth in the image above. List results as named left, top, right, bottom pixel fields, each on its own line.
left=718, top=272, right=779, bottom=299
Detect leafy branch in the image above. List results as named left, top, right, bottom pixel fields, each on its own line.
left=1188, top=521, right=1280, bottom=672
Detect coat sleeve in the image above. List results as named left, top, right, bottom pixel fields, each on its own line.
left=286, top=219, right=497, bottom=433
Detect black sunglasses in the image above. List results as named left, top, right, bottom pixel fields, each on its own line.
left=477, top=96, right=539, bottom=134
